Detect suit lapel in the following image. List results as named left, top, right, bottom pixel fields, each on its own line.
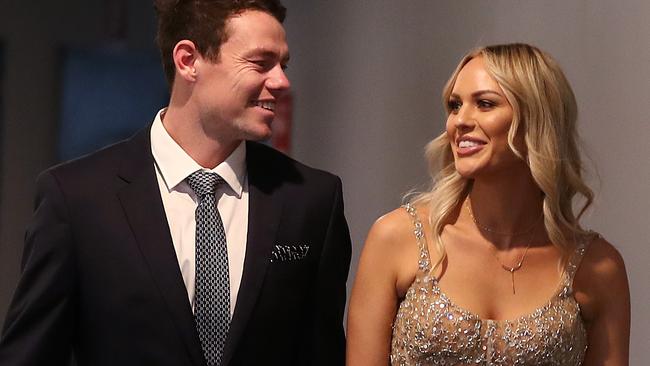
left=221, top=142, right=284, bottom=366
left=116, top=128, right=206, bottom=366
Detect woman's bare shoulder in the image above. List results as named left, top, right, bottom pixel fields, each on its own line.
left=574, top=234, right=629, bottom=319
left=366, top=206, right=417, bottom=248
left=580, top=235, right=627, bottom=280
left=360, top=204, right=429, bottom=269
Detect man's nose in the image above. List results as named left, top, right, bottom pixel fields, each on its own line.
left=267, top=64, right=291, bottom=92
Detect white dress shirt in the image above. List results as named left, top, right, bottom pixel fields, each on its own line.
left=150, top=109, right=248, bottom=316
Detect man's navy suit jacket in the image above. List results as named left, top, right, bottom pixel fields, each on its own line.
left=0, top=127, right=352, bottom=365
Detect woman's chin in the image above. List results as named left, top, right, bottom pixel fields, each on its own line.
left=454, top=161, right=483, bottom=179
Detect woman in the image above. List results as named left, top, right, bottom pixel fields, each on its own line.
left=347, top=43, right=630, bottom=365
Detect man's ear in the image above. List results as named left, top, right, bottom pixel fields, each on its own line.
left=172, top=40, right=199, bottom=82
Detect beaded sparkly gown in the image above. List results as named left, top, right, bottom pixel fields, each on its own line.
left=390, top=205, right=588, bottom=365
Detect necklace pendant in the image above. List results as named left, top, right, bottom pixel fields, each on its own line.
left=466, top=198, right=537, bottom=297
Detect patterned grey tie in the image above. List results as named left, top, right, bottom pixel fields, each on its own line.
left=186, top=171, right=230, bottom=366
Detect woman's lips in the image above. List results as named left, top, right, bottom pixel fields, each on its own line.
left=456, top=139, right=486, bottom=157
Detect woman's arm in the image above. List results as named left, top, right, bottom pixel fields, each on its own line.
left=347, top=210, right=416, bottom=366
left=576, top=237, right=630, bottom=366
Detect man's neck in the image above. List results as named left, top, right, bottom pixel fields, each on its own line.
left=161, top=106, right=240, bottom=169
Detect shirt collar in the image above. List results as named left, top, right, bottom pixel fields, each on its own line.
left=150, top=108, right=247, bottom=197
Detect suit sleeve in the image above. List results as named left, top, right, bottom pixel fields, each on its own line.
left=0, top=170, right=76, bottom=365
left=309, top=176, right=352, bottom=365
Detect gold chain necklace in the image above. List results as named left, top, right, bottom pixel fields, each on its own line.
left=465, top=198, right=540, bottom=294
left=465, top=199, right=540, bottom=236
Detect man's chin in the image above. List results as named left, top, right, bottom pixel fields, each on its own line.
left=243, top=127, right=273, bottom=142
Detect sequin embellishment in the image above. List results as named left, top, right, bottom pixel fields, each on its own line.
left=390, top=204, right=589, bottom=365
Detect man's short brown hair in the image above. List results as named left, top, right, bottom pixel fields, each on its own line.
left=154, top=0, right=286, bottom=87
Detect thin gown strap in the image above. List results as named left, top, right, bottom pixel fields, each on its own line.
left=563, top=231, right=598, bottom=290
left=402, top=203, right=432, bottom=273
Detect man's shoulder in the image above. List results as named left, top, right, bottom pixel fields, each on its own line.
left=245, top=141, right=340, bottom=184
left=44, top=128, right=149, bottom=183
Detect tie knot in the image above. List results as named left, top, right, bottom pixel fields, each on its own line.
left=186, top=171, right=225, bottom=198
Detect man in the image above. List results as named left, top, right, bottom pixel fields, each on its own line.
left=0, top=1, right=351, bottom=365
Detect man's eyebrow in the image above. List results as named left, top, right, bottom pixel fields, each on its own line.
left=245, top=48, right=290, bottom=63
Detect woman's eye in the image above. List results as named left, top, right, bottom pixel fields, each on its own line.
left=447, top=100, right=461, bottom=112
left=477, top=100, right=495, bottom=109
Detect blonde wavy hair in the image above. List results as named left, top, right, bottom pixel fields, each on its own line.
left=411, top=43, right=594, bottom=272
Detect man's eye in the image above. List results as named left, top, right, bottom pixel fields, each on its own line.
left=250, top=60, right=270, bottom=69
